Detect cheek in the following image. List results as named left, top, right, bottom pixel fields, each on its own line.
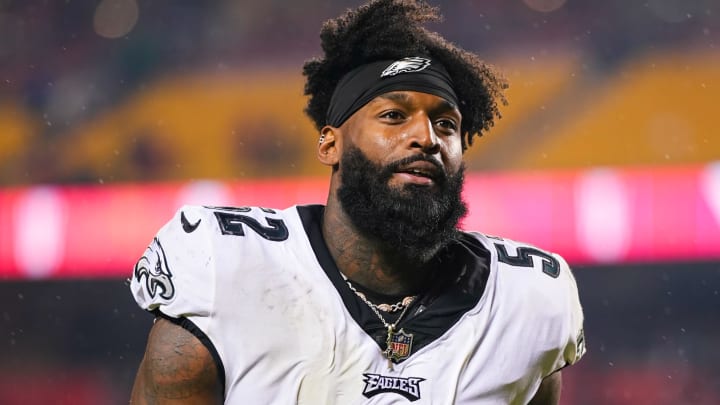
left=348, top=126, right=397, bottom=159
left=442, top=137, right=464, bottom=172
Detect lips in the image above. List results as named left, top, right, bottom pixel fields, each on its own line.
left=395, top=159, right=443, bottom=182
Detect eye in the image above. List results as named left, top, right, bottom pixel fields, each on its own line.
left=379, top=110, right=406, bottom=122
left=435, top=118, right=458, bottom=134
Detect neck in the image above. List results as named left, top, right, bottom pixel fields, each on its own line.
left=322, top=198, right=435, bottom=297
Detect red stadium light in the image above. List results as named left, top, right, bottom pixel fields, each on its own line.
left=1, top=164, right=719, bottom=280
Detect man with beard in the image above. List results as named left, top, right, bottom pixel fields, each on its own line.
left=129, top=1, right=585, bottom=404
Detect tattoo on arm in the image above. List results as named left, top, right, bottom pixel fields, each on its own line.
left=131, top=318, right=223, bottom=404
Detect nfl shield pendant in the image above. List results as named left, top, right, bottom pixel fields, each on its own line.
left=386, top=328, right=413, bottom=362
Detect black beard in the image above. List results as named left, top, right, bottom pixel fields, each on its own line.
left=336, top=147, right=467, bottom=266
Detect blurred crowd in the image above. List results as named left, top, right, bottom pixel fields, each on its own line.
left=0, top=0, right=718, bottom=185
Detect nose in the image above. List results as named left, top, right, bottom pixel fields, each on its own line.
left=408, top=115, right=440, bottom=154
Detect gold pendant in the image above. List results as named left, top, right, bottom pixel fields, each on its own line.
left=385, top=327, right=414, bottom=364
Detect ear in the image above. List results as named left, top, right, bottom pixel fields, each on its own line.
left=317, top=125, right=340, bottom=166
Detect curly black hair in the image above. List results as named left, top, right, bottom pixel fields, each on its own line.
left=303, top=0, right=507, bottom=149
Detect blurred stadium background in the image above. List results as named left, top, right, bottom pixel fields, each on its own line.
left=1, top=0, right=719, bottom=403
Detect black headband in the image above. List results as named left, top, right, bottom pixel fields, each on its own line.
left=326, top=57, right=459, bottom=127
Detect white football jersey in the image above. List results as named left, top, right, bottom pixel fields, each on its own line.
left=131, top=204, right=585, bottom=405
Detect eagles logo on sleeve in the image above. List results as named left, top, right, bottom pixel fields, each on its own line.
left=381, top=57, right=431, bottom=77
left=134, top=237, right=175, bottom=301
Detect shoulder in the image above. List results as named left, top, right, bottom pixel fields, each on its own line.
left=474, top=233, right=577, bottom=307
left=140, top=204, right=298, bottom=256
left=466, top=232, right=586, bottom=367
left=129, top=205, right=298, bottom=317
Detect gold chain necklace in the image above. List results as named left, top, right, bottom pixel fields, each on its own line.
left=341, top=273, right=416, bottom=368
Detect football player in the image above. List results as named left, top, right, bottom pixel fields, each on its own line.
left=130, top=1, right=585, bottom=404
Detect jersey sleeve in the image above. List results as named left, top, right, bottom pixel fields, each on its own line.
left=485, top=233, right=586, bottom=374
left=130, top=205, right=217, bottom=321
left=555, top=253, right=586, bottom=369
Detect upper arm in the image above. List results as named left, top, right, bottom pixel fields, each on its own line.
left=528, top=371, right=562, bottom=405
left=131, top=317, right=223, bottom=404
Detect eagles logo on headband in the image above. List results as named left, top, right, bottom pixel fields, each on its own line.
left=381, top=57, right=431, bottom=77
left=326, top=56, right=459, bottom=127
